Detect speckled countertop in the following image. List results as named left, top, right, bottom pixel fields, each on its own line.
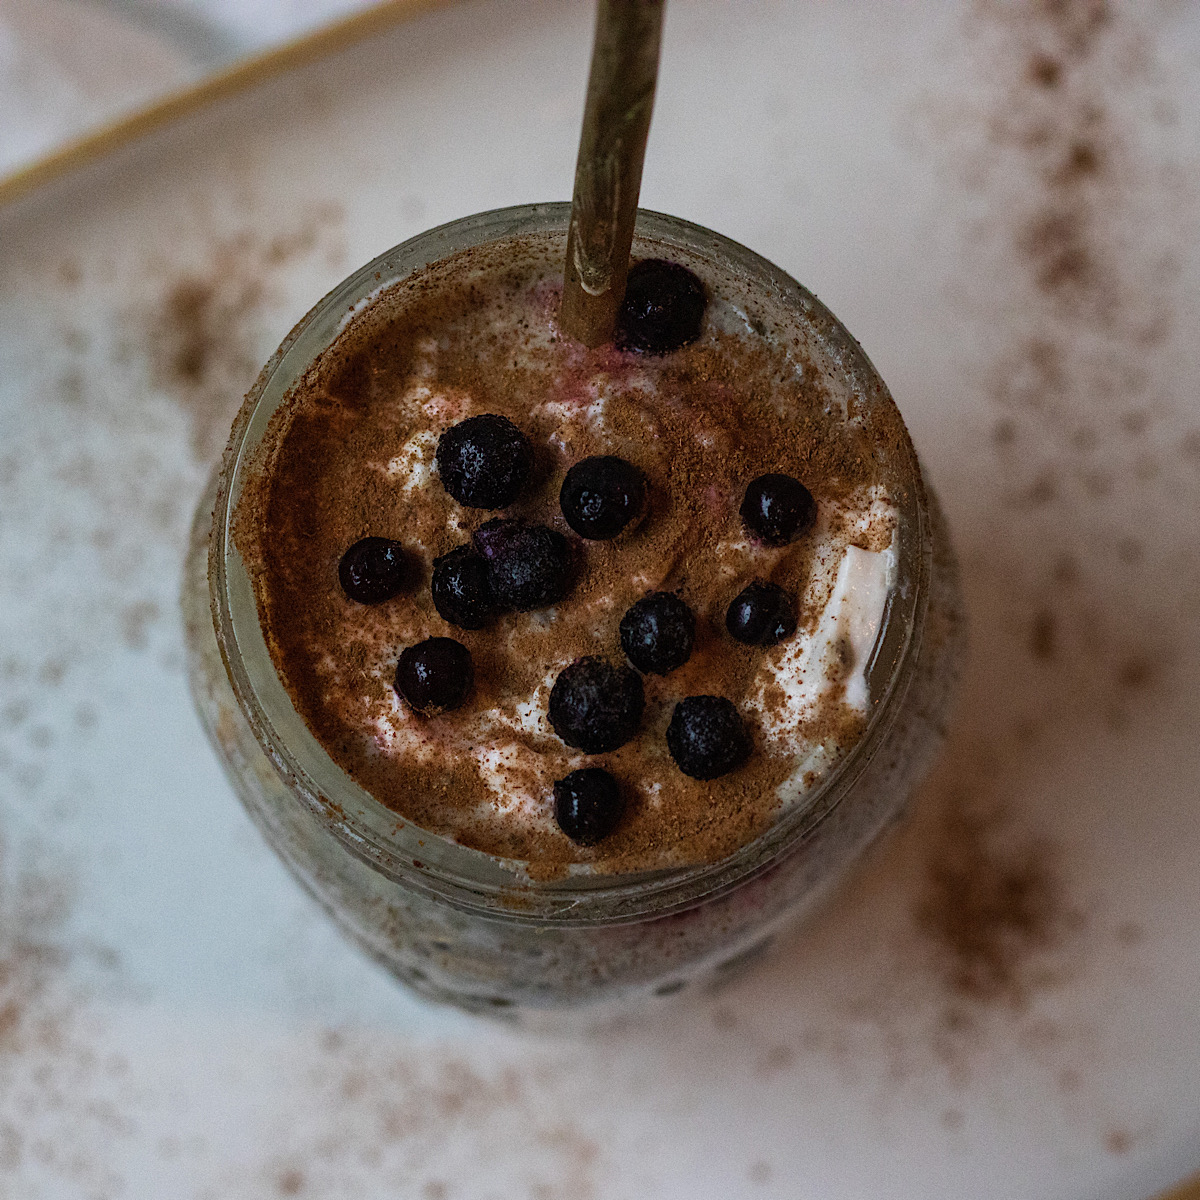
left=0, top=1, right=1199, bottom=1197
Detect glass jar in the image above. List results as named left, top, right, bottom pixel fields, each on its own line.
left=183, top=204, right=964, bottom=1025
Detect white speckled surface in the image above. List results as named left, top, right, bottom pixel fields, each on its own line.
left=1, top=1, right=1199, bottom=1196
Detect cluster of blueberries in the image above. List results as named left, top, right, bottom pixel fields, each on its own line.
left=333, top=259, right=817, bottom=846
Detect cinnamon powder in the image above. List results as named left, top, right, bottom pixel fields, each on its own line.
left=236, top=235, right=916, bottom=873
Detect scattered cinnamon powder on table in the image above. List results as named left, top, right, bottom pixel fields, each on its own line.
left=145, top=204, right=345, bottom=463
left=0, top=838, right=129, bottom=1191
left=866, top=0, right=1187, bottom=1090
left=916, top=763, right=1078, bottom=1012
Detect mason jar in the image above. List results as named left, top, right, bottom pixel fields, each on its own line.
left=183, top=203, right=964, bottom=1025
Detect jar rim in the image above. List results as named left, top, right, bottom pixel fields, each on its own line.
left=209, top=202, right=931, bottom=925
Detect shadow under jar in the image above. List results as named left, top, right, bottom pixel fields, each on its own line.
left=183, top=203, right=964, bottom=1025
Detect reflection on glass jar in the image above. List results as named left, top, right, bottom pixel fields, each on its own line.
left=183, top=204, right=965, bottom=1025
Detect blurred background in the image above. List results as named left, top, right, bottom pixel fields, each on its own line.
left=0, top=0, right=393, bottom=181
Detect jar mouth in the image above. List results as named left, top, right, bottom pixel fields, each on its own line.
left=210, top=202, right=931, bottom=925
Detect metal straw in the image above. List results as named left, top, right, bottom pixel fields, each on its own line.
left=560, top=0, right=665, bottom=347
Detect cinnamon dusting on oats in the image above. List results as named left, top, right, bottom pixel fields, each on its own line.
left=235, top=236, right=915, bottom=871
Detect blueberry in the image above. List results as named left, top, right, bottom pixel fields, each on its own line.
left=548, top=657, right=644, bottom=754
left=740, top=473, right=817, bottom=545
left=620, top=592, right=695, bottom=675
left=435, top=414, right=533, bottom=509
left=616, top=259, right=707, bottom=354
left=666, top=696, right=751, bottom=780
left=473, top=519, right=571, bottom=611
left=726, top=581, right=797, bottom=646
left=431, top=546, right=495, bottom=629
left=559, top=456, right=647, bottom=540
left=553, top=768, right=625, bottom=845
left=338, top=537, right=407, bottom=604
left=394, top=637, right=473, bottom=713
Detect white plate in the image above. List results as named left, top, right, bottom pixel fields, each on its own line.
left=0, top=0, right=386, bottom=181
left=0, top=1, right=1198, bottom=1196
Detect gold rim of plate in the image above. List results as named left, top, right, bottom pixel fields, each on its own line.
left=1157, top=1170, right=1200, bottom=1200
left=0, top=0, right=451, bottom=210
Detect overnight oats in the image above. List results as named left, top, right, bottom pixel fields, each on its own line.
left=184, top=204, right=964, bottom=1020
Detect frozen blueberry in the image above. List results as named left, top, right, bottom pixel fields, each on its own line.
left=473, top=519, right=571, bottom=611
left=553, top=768, right=625, bottom=845
left=740, top=473, right=816, bottom=545
left=559, top=455, right=647, bottom=540
left=338, top=537, right=407, bottom=604
left=548, top=657, right=644, bottom=754
left=394, top=637, right=473, bottom=713
left=620, top=592, right=695, bottom=675
left=726, top=581, right=797, bottom=646
left=435, top=413, right=533, bottom=509
left=616, top=259, right=707, bottom=354
left=431, top=546, right=495, bottom=629
left=666, top=696, right=751, bottom=780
